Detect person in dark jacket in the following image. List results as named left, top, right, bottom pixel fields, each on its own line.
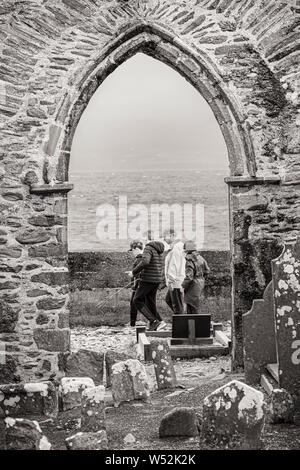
left=132, top=240, right=167, bottom=331
left=128, top=239, right=144, bottom=327
left=182, top=240, right=210, bottom=314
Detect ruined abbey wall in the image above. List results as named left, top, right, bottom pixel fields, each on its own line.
left=0, top=0, right=299, bottom=382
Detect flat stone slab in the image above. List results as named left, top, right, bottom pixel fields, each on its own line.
left=5, top=417, right=52, bottom=450
left=159, top=407, right=200, bottom=438
left=66, top=430, right=108, bottom=450
left=0, top=382, right=58, bottom=418
left=201, top=380, right=265, bottom=449
left=60, top=377, right=95, bottom=411
left=170, top=343, right=228, bottom=359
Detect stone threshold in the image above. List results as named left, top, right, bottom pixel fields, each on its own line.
left=30, top=183, right=74, bottom=194
left=224, top=176, right=281, bottom=186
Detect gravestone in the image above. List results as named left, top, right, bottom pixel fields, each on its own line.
left=60, top=377, right=95, bottom=411
left=111, top=359, right=150, bottom=407
left=151, top=339, right=177, bottom=390
left=171, top=314, right=212, bottom=345
left=201, top=380, right=265, bottom=449
left=81, top=385, right=106, bottom=432
left=243, top=282, right=277, bottom=384
left=272, top=239, right=300, bottom=407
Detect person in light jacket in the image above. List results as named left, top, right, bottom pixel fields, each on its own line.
left=164, top=229, right=186, bottom=315
left=182, top=240, right=210, bottom=314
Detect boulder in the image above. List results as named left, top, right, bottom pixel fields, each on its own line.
left=201, top=380, right=265, bottom=449
left=0, top=382, right=58, bottom=418
left=65, top=349, right=104, bottom=385
left=111, top=359, right=150, bottom=407
left=270, top=388, right=295, bottom=424
left=66, top=430, right=108, bottom=450
left=81, top=385, right=106, bottom=431
left=60, top=377, right=94, bottom=411
left=159, top=407, right=200, bottom=438
left=5, top=418, right=52, bottom=450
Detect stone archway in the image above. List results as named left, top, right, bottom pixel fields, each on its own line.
left=0, top=1, right=299, bottom=383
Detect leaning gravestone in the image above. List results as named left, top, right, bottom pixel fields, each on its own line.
left=243, top=282, right=277, bottom=385
left=151, top=339, right=177, bottom=390
left=201, top=380, right=265, bottom=449
left=272, top=239, right=300, bottom=408
left=159, top=407, right=200, bottom=438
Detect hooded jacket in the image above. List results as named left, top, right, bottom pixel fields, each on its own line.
left=182, top=251, right=210, bottom=309
left=165, top=241, right=186, bottom=289
left=132, top=241, right=165, bottom=283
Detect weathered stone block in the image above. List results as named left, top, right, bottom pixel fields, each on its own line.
left=159, top=407, right=200, bottom=438
left=65, top=430, right=108, bottom=450
left=0, top=247, right=22, bottom=259
left=60, top=377, right=95, bottom=411
left=36, top=297, right=66, bottom=310
left=16, top=229, right=51, bottom=245
left=0, top=301, right=20, bottom=333
left=0, top=382, right=58, bottom=418
left=31, top=271, right=68, bottom=286
left=201, top=380, right=265, bottom=449
left=81, top=385, right=106, bottom=432
left=5, top=418, right=52, bottom=450
left=33, top=328, right=70, bottom=352
left=111, top=359, right=150, bottom=407
left=65, top=349, right=104, bottom=385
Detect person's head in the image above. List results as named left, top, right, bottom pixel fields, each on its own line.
left=128, top=239, right=144, bottom=257
left=183, top=240, right=197, bottom=254
left=163, top=228, right=177, bottom=246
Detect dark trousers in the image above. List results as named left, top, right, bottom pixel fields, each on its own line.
left=186, top=304, right=199, bottom=314
left=132, top=281, right=162, bottom=323
left=165, top=288, right=185, bottom=314
left=130, top=290, right=138, bottom=326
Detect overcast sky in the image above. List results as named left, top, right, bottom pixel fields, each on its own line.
left=70, top=53, right=228, bottom=173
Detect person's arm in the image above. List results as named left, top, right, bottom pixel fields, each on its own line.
left=203, top=259, right=210, bottom=275
left=182, top=259, right=195, bottom=290
left=132, top=247, right=152, bottom=276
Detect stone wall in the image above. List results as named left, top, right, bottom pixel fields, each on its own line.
left=0, top=0, right=299, bottom=382
left=68, top=250, right=231, bottom=325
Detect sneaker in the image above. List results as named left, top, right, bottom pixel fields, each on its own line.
left=156, top=321, right=167, bottom=331
left=148, top=320, right=160, bottom=331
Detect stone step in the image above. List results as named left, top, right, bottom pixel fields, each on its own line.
left=266, top=363, right=279, bottom=384
left=170, top=343, right=229, bottom=359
